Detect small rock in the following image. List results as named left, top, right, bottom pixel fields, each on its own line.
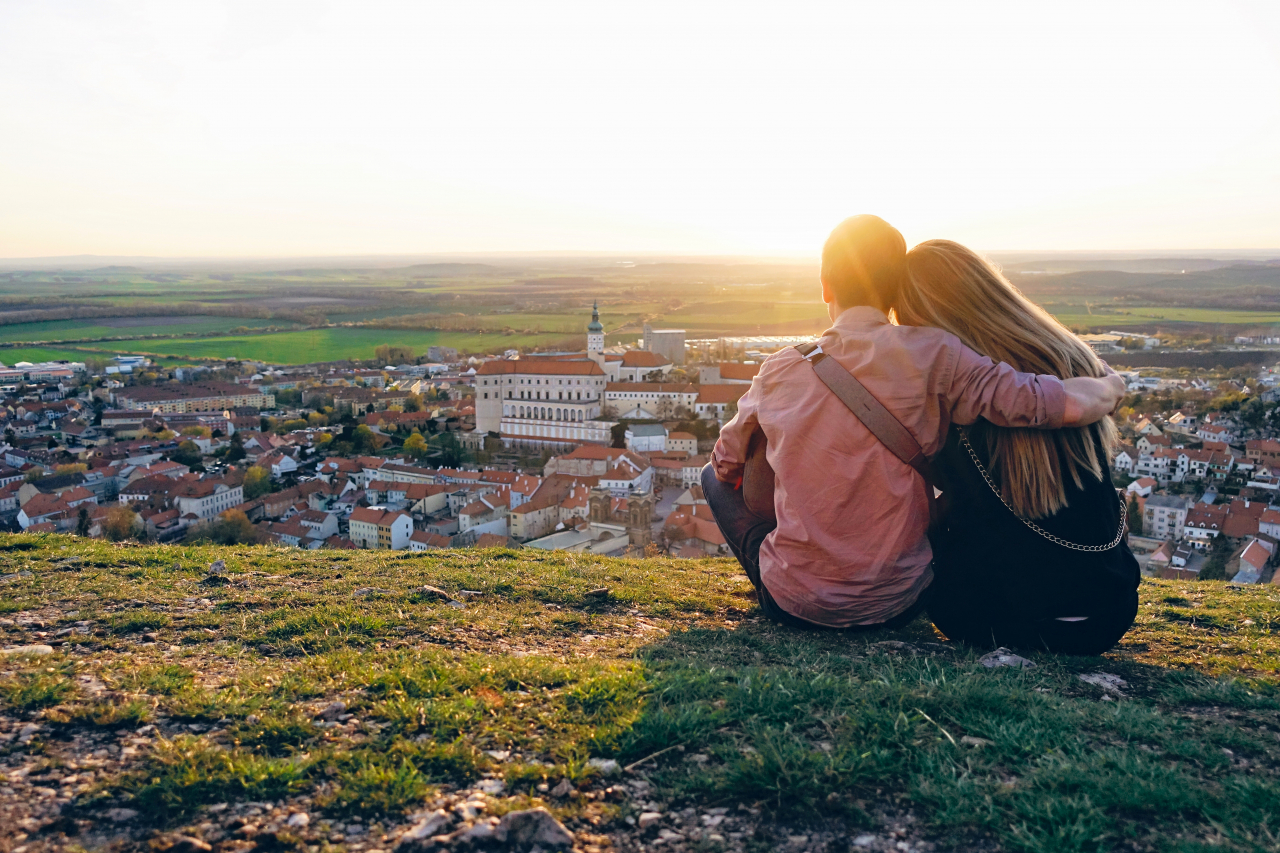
left=446, top=600, right=466, bottom=610
left=476, top=778, right=506, bottom=795
left=787, top=836, right=809, bottom=846
left=1078, top=672, right=1128, bottom=693
left=853, top=836, right=877, bottom=848
left=638, top=812, right=663, bottom=829
left=353, top=587, right=393, bottom=598
left=484, top=749, right=510, bottom=761
left=316, top=701, right=347, bottom=721
left=456, top=590, right=483, bottom=599
left=457, top=818, right=498, bottom=844
left=207, top=560, right=227, bottom=576
left=979, top=647, right=1036, bottom=669
left=454, top=800, right=485, bottom=821
left=1, top=644, right=55, bottom=657
left=165, top=836, right=213, bottom=853
left=18, top=723, right=41, bottom=743
left=587, top=757, right=620, bottom=776
left=550, top=777, right=574, bottom=798
left=0, top=570, right=34, bottom=584
left=584, top=587, right=610, bottom=598
left=494, top=808, right=574, bottom=849
left=396, top=810, right=453, bottom=848
left=286, top=813, right=310, bottom=829
left=960, top=736, right=993, bottom=748
left=106, top=807, right=139, bottom=822
left=415, top=585, right=452, bottom=601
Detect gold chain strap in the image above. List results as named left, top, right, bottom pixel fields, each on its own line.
left=956, top=427, right=1127, bottom=553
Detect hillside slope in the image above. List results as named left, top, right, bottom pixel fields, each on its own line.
left=2, top=536, right=1279, bottom=853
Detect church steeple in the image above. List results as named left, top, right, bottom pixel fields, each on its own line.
left=587, top=299, right=604, bottom=355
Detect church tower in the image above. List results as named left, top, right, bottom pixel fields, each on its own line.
left=587, top=300, right=604, bottom=355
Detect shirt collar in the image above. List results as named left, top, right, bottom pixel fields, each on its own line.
left=830, top=305, right=890, bottom=334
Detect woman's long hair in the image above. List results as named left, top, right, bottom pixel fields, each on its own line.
left=896, top=240, right=1118, bottom=519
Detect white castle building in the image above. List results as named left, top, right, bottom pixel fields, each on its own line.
left=473, top=301, right=621, bottom=447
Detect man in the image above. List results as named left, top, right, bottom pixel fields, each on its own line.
left=703, top=215, right=1125, bottom=629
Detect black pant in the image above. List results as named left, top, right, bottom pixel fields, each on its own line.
left=701, top=464, right=926, bottom=631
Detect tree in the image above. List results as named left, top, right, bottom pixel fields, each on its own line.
left=84, top=355, right=110, bottom=375
left=198, top=509, right=261, bottom=546
left=243, top=465, right=272, bottom=500
left=307, top=411, right=329, bottom=427
left=75, top=506, right=91, bottom=537
left=55, top=463, right=88, bottom=476
left=227, top=432, right=246, bottom=462
left=1198, top=535, right=1231, bottom=581
left=172, top=440, right=203, bottom=468
left=404, top=431, right=428, bottom=460
left=103, top=505, right=142, bottom=542
left=353, top=424, right=377, bottom=455
left=404, top=393, right=423, bottom=413
left=23, top=467, right=46, bottom=483
left=1126, top=495, right=1142, bottom=536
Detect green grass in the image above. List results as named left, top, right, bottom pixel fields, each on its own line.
left=0, top=316, right=290, bottom=344
left=83, top=327, right=580, bottom=363
left=0, top=346, right=104, bottom=364
left=3, top=535, right=1280, bottom=851
left=1051, top=306, right=1280, bottom=327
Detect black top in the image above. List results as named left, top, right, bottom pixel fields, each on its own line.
left=928, top=424, right=1140, bottom=628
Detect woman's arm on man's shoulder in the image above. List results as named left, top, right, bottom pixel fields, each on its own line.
left=947, top=344, right=1123, bottom=429
left=1062, top=373, right=1126, bottom=426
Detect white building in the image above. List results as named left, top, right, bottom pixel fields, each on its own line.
left=473, top=303, right=617, bottom=445
left=625, top=424, right=668, bottom=453
left=1144, top=495, right=1189, bottom=541
left=348, top=506, right=413, bottom=550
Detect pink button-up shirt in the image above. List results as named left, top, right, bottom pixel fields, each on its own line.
left=711, top=306, right=1067, bottom=627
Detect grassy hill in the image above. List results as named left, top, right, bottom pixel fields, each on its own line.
left=2, top=536, right=1279, bottom=852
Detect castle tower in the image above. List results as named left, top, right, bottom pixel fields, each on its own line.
left=587, top=300, right=604, bottom=355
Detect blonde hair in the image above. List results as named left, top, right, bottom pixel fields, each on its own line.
left=896, top=240, right=1118, bottom=519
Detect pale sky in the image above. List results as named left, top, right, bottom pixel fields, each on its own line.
left=2, top=1, right=1279, bottom=258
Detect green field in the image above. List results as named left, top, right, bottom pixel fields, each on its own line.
left=1050, top=306, right=1280, bottom=327
left=0, top=346, right=105, bottom=365
left=82, top=327, right=580, bottom=364
left=0, top=316, right=290, bottom=344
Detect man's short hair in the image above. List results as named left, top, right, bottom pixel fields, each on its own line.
left=821, top=215, right=907, bottom=311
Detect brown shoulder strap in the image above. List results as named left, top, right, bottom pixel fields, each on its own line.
left=794, top=343, right=931, bottom=483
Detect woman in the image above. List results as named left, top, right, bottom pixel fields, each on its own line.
left=895, top=240, right=1139, bottom=655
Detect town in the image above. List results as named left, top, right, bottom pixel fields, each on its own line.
left=5, top=304, right=1280, bottom=584
left=0, top=305, right=756, bottom=559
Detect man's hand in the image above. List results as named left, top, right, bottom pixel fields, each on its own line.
left=1062, top=373, right=1126, bottom=426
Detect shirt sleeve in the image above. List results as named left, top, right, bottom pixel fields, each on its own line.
left=945, top=342, right=1067, bottom=429
left=710, top=375, right=763, bottom=485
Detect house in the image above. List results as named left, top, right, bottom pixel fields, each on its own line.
left=625, top=424, right=668, bottom=453
left=17, top=492, right=80, bottom=531
left=508, top=491, right=562, bottom=542
left=1126, top=477, right=1156, bottom=498
left=1143, top=495, right=1188, bottom=540
left=348, top=506, right=413, bottom=550
left=1146, top=539, right=1174, bottom=572
left=1185, top=505, right=1228, bottom=548
left=1135, top=434, right=1173, bottom=454
left=1234, top=539, right=1271, bottom=584
left=699, top=363, right=760, bottom=385
left=667, top=431, right=698, bottom=455
left=1246, top=439, right=1280, bottom=468
left=1112, top=445, right=1137, bottom=475
left=458, top=492, right=509, bottom=533
left=171, top=478, right=245, bottom=520
left=614, top=350, right=673, bottom=383
left=682, top=454, right=710, bottom=489
left=695, top=384, right=749, bottom=422
left=408, top=530, right=451, bottom=551
left=599, top=452, right=655, bottom=496
left=663, top=503, right=727, bottom=556
left=1198, top=424, right=1234, bottom=444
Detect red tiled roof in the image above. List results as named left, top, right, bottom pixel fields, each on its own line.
left=620, top=350, right=671, bottom=368
left=476, top=360, right=604, bottom=376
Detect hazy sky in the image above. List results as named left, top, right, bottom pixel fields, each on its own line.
left=3, top=1, right=1279, bottom=258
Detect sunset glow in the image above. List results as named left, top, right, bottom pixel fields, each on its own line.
left=2, top=1, right=1279, bottom=257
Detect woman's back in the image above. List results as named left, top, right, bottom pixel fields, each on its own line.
left=928, top=425, right=1139, bottom=652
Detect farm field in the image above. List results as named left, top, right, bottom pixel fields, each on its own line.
left=0, top=316, right=291, bottom=344
left=78, top=327, right=581, bottom=364
left=0, top=346, right=112, bottom=365
left=1050, top=306, right=1280, bottom=328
